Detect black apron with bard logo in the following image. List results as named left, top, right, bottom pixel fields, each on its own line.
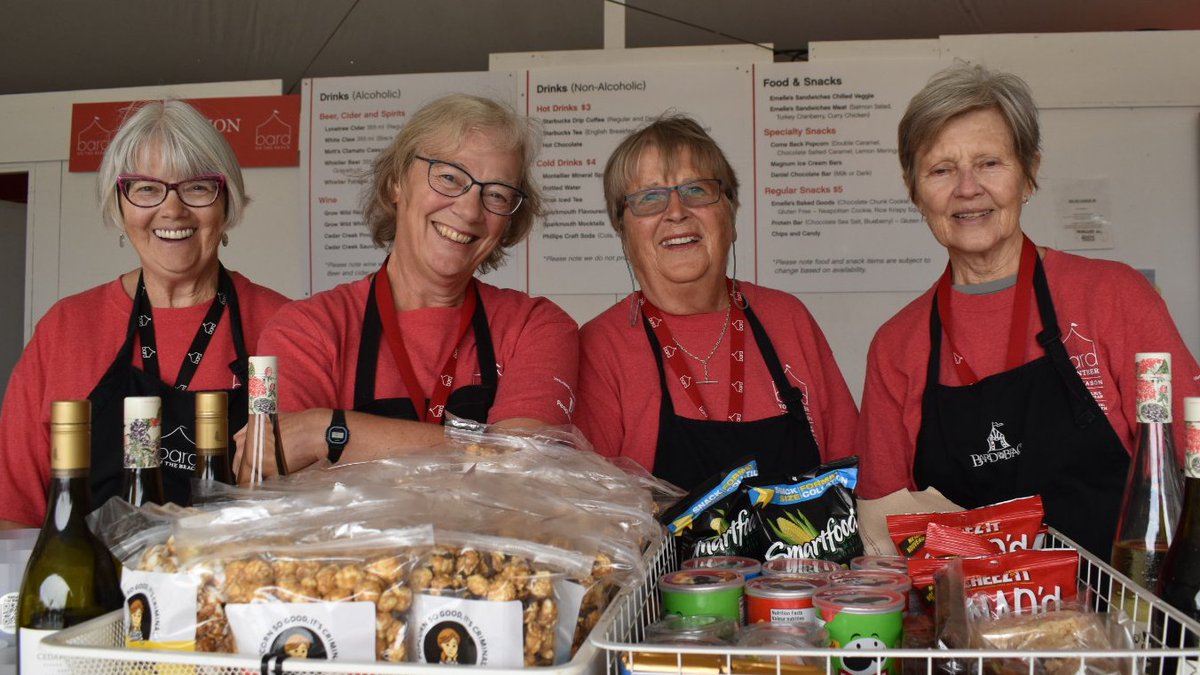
left=647, top=302, right=822, bottom=492
left=352, top=275, right=497, bottom=423
left=912, top=254, right=1129, bottom=559
left=88, top=267, right=249, bottom=507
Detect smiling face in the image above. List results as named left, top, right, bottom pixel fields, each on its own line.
left=621, top=145, right=733, bottom=308
left=390, top=129, right=520, bottom=291
left=120, top=144, right=227, bottom=285
left=913, top=107, right=1038, bottom=267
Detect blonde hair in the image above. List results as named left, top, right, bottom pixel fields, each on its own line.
left=362, top=94, right=543, bottom=273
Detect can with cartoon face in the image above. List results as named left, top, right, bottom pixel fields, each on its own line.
left=744, top=575, right=828, bottom=624
left=683, top=555, right=762, bottom=580
left=813, top=587, right=904, bottom=675
left=659, top=569, right=744, bottom=622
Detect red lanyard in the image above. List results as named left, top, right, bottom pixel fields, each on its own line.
left=373, top=263, right=477, bottom=423
left=641, top=280, right=748, bottom=421
left=935, top=236, right=1037, bottom=385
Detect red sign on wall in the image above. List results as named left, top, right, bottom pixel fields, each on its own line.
left=69, top=95, right=300, bottom=172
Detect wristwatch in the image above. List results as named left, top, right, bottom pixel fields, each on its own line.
left=325, top=409, right=350, bottom=463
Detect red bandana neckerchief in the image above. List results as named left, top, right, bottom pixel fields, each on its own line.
left=935, top=236, right=1037, bottom=385
left=640, top=279, right=748, bottom=421
left=373, top=260, right=477, bottom=423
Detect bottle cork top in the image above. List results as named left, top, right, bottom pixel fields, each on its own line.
left=1185, top=397, right=1200, bottom=423
left=195, top=391, right=228, bottom=417
left=248, top=356, right=278, bottom=415
left=51, top=400, right=91, bottom=426
left=124, top=396, right=161, bottom=420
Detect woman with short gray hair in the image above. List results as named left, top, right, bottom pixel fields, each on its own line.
left=846, top=62, right=1200, bottom=558
left=0, top=99, right=290, bottom=526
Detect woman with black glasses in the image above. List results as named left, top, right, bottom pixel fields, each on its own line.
left=576, top=114, right=858, bottom=490
left=238, top=94, right=577, bottom=479
left=0, top=100, right=290, bottom=525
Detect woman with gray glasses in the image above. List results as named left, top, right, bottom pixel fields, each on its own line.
left=0, top=100, right=289, bottom=525
left=576, top=114, right=858, bottom=490
left=239, top=94, right=578, bottom=479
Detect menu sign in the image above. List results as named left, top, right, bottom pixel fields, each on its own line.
left=753, top=61, right=942, bottom=291
left=525, top=64, right=754, bottom=295
left=303, top=72, right=519, bottom=294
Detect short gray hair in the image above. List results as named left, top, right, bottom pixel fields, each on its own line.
left=97, top=100, right=248, bottom=231
left=361, top=94, right=543, bottom=274
left=898, top=62, right=1041, bottom=202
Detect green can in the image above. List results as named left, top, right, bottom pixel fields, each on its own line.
left=813, top=587, right=904, bottom=675
left=659, top=569, right=744, bottom=622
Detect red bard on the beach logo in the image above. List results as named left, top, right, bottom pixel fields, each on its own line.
left=69, top=95, right=300, bottom=172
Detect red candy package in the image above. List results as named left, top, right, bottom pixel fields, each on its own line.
left=923, top=522, right=997, bottom=558
left=909, top=548, right=1079, bottom=619
left=887, top=495, right=1044, bottom=557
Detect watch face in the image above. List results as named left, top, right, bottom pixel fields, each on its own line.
left=328, top=426, right=349, bottom=444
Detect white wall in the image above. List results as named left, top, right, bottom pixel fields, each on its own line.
left=2, top=32, right=1198, bottom=405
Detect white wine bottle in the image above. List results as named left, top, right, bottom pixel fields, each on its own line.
left=18, top=400, right=122, bottom=673
left=192, top=390, right=232, bottom=501
left=245, top=356, right=287, bottom=486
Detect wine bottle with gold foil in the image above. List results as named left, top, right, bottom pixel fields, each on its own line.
left=193, top=391, right=232, bottom=499
left=245, top=356, right=287, bottom=486
left=18, top=401, right=122, bottom=673
left=121, top=395, right=164, bottom=506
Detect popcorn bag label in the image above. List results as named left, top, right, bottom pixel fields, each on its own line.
left=226, top=601, right=374, bottom=661
left=411, top=593, right=524, bottom=667
left=121, top=568, right=198, bottom=649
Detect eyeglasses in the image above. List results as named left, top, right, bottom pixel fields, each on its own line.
left=117, top=174, right=226, bottom=208
left=415, top=156, right=526, bottom=216
left=623, top=179, right=724, bottom=217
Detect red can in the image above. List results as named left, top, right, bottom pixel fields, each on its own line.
left=744, top=575, right=828, bottom=624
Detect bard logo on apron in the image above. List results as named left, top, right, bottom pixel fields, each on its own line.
left=970, top=422, right=1023, bottom=468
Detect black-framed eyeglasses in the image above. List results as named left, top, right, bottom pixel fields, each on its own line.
left=623, top=179, right=724, bottom=217
left=117, top=174, right=226, bottom=208
left=415, top=156, right=526, bottom=217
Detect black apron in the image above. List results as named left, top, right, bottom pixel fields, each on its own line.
left=352, top=277, right=497, bottom=422
left=646, top=302, right=822, bottom=491
left=88, top=267, right=249, bottom=507
left=913, top=254, right=1129, bottom=559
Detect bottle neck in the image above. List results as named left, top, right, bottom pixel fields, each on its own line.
left=43, top=469, right=93, bottom=533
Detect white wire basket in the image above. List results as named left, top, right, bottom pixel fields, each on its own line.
left=591, top=530, right=1200, bottom=675
left=39, top=534, right=674, bottom=675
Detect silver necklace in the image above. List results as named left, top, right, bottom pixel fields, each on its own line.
left=672, top=306, right=731, bottom=385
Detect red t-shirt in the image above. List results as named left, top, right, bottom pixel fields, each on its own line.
left=0, top=272, right=290, bottom=526
left=845, top=248, right=1200, bottom=499
left=577, top=281, right=859, bottom=472
left=256, top=276, right=579, bottom=425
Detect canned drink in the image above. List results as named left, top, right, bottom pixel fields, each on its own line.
left=660, top=569, right=744, bottom=622
left=683, top=555, right=762, bottom=580
left=813, top=587, right=905, bottom=675
left=850, top=555, right=908, bottom=574
left=745, top=575, right=828, bottom=624
left=761, top=557, right=841, bottom=577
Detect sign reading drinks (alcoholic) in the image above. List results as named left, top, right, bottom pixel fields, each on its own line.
left=69, top=96, right=300, bottom=172
left=302, top=72, right=520, bottom=294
